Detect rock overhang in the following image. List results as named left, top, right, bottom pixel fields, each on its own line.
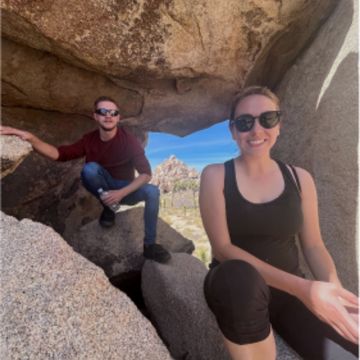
left=1, top=0, right=338, bottom=135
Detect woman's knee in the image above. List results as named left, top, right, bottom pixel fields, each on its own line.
left=208, top=260, right=269, bottom=308
left=205, top=260, right=271, bottom=344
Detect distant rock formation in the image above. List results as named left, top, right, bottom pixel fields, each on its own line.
left=151, top=155, right=199, bottom=193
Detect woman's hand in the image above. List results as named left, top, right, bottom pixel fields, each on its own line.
left=298, top=280, right=359, bottom=344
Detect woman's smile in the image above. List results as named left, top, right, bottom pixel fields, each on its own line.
left=247, top=138, right=267, bottom=146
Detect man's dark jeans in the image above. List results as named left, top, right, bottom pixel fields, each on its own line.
left=81, top=162, right=159, bottom=245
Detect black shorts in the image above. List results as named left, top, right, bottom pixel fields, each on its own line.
left=204, top=259, right=358, bottom=359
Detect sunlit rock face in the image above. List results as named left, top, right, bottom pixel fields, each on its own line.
left=1, top=0, right=337, bottom=134
left=0, top=212, right=172, bottom=360
left=274, top=0, right=358, bottom=292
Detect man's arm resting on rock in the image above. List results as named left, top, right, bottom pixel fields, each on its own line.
left=0, top=125, right=59, bottom=160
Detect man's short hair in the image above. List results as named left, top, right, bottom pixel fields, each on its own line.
left=94, top=96, right=120, bottom=110
left=230, top=86, right=280, bottom=120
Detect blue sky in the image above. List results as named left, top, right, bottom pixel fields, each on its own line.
left=146, top=120, right=240, bottom=172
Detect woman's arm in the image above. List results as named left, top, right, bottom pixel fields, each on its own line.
left=199, top=164, right=358, bottom=343
left=296, top=167, right=341, bottom=285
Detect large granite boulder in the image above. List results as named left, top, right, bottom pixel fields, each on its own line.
left=2, top=1, right=337, bottom=134
left=274, top=0, right=358, bottom=292
left=0, top=212, right=171, bottom=360
left=69, top=207, right=194, bottom=278
left=142, top=253, right=300, bottom=360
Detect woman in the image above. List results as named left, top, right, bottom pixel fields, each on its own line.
left=200, top=86, right=358, bottom=359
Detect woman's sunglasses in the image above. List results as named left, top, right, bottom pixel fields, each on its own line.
left=232, top=111, right=281, bottom=132
left=95, top=108, right=120, bottom=117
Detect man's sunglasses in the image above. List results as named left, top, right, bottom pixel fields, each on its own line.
left=232, top=111, right=281, bottom=132
left=95, top=108, right=120, bottom=117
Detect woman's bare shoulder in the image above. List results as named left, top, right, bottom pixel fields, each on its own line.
left=287, top=164, right=315, bottom=189
left=292, top=166, right=313, bottom=181
left=201, top=163, right=225, bottom=179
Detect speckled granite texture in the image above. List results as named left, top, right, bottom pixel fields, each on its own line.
left=0, top=212, right=171, bottom=360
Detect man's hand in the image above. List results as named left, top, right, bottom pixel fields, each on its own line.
left=0, top=125, right=34, bottom=141
left=100, top=189, right=126, bottom=207
left=298, top=280, right=359, bottom=344
left=0, top=125, right=59, bottom=160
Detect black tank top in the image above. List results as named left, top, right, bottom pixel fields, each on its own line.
left=210, top=159, right=303, bottom=275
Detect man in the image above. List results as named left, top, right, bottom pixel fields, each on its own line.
left=0, top=96, right=171, bottom=263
